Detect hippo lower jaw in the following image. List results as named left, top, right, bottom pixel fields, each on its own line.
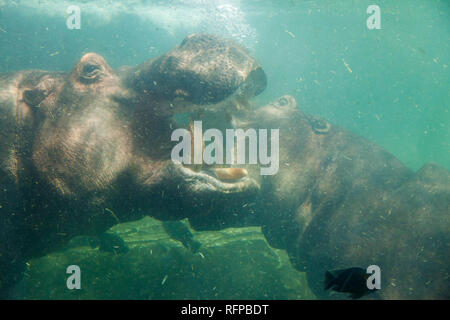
left=171, top=163, right=259, bottom=195
left=148, top=162, right=259, bottom=221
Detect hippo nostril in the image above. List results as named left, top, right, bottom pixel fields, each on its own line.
left=278, top=97, right=288, bottom=106
left=306, top=115, right=331, bottom=134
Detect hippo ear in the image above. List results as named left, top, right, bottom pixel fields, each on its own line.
left=22, top=76, right=55, bottom=106
left=23, top=88, right=47, bottom=107
left=23, top=87, right=48, bottom=106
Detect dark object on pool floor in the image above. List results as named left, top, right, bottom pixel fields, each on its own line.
left=162, top=220, right=202, bottom=253
left=89, top=232, right=129, bottom=254
left=325, top=267, right=375, bottom=299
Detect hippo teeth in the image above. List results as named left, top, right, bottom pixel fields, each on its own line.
left=183, top=108, right=248, bottom=182
left=213, top=168, right=248, bottom=181
left=182, top=166, right=248, bottom=182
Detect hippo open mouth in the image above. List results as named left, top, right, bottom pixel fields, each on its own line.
left=127, top=33, right=267, bottom=194
left=123, top=33, right=266, bottom=199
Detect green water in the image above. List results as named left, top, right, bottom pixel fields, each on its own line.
left=0, top=0, right=448, bottom=299
left=1, top=0, right=448, bottom=170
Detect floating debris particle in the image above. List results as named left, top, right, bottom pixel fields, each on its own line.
left=161, top=275, right=168, bottom=285
left=342, top=59, right=353, bottom=73
left=49, top=51, right=59, bottom=57
left=0, top=26, right=7, bottom=33
left=104, top=207, right=120, bottom=223
left=285, top=30, right=296, bottom=38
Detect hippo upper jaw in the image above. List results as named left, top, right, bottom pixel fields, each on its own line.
left=125, top=33, right=266, bottom=114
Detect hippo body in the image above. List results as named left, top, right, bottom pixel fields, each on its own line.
left=1, top=32, right=447, bottom=300
left=0, top=34, right=265, bottom=297
left=189, top=96, right=449, bottom=299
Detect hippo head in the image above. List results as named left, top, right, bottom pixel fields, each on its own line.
left=14, top=34, right=266, bottom=235
left=127, top=33, right=267, bottom=109
left=189, top=95, right=333, bottom=240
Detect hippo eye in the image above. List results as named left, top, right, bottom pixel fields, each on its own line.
left=85, top=65, right=98, bottom=73
left=83, top=64, right=100, bottom=75
left=80, top=64, right=102, bottom=82
left=279, top=97, right=288, bottom=106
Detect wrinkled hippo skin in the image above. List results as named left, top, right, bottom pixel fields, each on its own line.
left=0, top=34, right=265, bottom=297
left=189, top=95, right=449, bottom=299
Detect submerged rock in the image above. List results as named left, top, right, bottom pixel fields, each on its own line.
left=13, top=217, right=315, bottom=300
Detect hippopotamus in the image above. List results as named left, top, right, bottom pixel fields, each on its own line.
left=0, top=34, right=266, bottom=297
left=189, top=95, right=449, bottom=299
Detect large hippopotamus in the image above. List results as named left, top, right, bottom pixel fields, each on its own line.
left=2, top=31, right=448, bottom=300
left=0, top=34, right=266, bottom=297
left=189, top=95, right=449, bottom=299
